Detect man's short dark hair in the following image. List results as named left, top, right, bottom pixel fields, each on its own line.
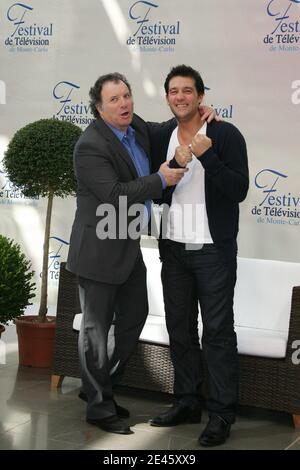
left=89, top=72, right=132, bottom=118
left=164, top=65, right=205, bottom=95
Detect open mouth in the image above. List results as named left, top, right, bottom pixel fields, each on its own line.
left=120, top=111, right=130, bottom=118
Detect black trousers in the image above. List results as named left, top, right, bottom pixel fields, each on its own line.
left=78, top=252, right=148, bottom=420
left=160, top=240, right=238, bottom=423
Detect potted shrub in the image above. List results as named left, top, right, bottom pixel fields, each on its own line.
left=0, top=234, right=35, bottom=339
left=3, top=119, right=82, bottom=366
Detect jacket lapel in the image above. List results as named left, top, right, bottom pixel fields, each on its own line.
left=94, top=118, right=138, bottom=178
left=132, top=115, right=150, bottom=160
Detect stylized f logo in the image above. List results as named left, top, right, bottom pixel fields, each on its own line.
left=129, top=1, right=158, bottom=36
left=267, top=0, right=300, bottom=34
left=0, top=160, right=11, bottom=191
left=7, top=3, right=33, bottom=37
left=53, top=81, right=80, bottom=115
left=255, top=169, right=287, bottom=206
left=0, top=168, right=13, bottom=191
left=0, top=164, right=6, bottom=190
left=0, top=172, right=7, bottom=190
left=48, top=236, right=69, bottom=271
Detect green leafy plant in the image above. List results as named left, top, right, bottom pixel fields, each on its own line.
left=3, top=119, right=82, bottom=321
left=0, top=235, right=35, bottom=325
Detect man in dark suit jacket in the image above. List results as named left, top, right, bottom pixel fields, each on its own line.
left=67, top=73, right=187, bottom=435
left=148, top=65, right=249, bottom=447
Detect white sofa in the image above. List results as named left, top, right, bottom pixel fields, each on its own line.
left=73, top=247, right=300, bottom=359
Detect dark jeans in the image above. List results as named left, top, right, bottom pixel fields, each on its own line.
left=160, top=239, right=238, bottom=423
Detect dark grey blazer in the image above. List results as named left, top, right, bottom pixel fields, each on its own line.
left=67, top=113, right=162, bottom=284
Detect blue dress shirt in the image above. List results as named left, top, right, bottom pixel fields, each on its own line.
left=107, top=123, right=165, bottom=228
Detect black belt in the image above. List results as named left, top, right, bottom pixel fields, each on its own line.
left=167, top=239, right=214, bottom=251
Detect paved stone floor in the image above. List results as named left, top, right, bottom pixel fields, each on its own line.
left=1, top=325, right=300, bottom=451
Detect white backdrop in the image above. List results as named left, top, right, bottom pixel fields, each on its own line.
left=1, top=0, right=300, bottom=308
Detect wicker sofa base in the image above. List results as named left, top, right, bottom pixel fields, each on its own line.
left=120, top=342, right=300, bottom=413
left=52, top=263, right=300, bottom=429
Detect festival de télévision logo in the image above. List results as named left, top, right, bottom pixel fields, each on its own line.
left=204, top=86, right=234, bottom=120
left=46, top=236, right=69, bottom=281
left=251, top=169, right=300, bottom=227
left=0, top=160, right=38, bottom=205
left=52, top=81, right=93, bottom=129
left=4, top=2, right=54, bottom=53
left=264, top=0, right=300, bottom=52
left=126, top=0, right=180, bottom=53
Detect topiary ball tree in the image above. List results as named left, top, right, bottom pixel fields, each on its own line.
left=3, top=119, right=82, bottom=321
left=0, top=235, right=35, bottom=325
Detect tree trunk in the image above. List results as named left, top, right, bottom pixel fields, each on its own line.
left=38, top=191, right=54, bottom=321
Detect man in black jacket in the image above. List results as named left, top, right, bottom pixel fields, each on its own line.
left=67, top=73, right=188, bottom=435
left=149, top=65, right=249, bottom=447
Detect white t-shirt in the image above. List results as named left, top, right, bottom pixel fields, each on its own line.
left=165, top=122, right=213, bottom=244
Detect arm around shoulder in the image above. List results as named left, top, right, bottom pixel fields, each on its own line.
left=200, top=122, right=249, bottom=203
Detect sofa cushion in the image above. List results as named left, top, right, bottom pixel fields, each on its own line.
left=73, top=313, right=287, bottom=358
left=73, top=313, right=82, bottom=332
left=140, top=317, right=288, bottom=358
left=235, top=326, right=287, bottom=358
left=234, top=257, right=300, bottom=332
left=72, top=252, right=300, bottom=359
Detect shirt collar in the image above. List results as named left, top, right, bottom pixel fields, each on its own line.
left=105, top=122, right=135, bottom=143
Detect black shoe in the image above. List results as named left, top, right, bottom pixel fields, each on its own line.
left=78, top=391, right=130, bottom=418
left=198, top=415, right=231, bottom=447
left=86, top=415, right=133, bottom=435
left=149, top=403, right=202, bottom=427
left=78, top=391, right=88, bottom=402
